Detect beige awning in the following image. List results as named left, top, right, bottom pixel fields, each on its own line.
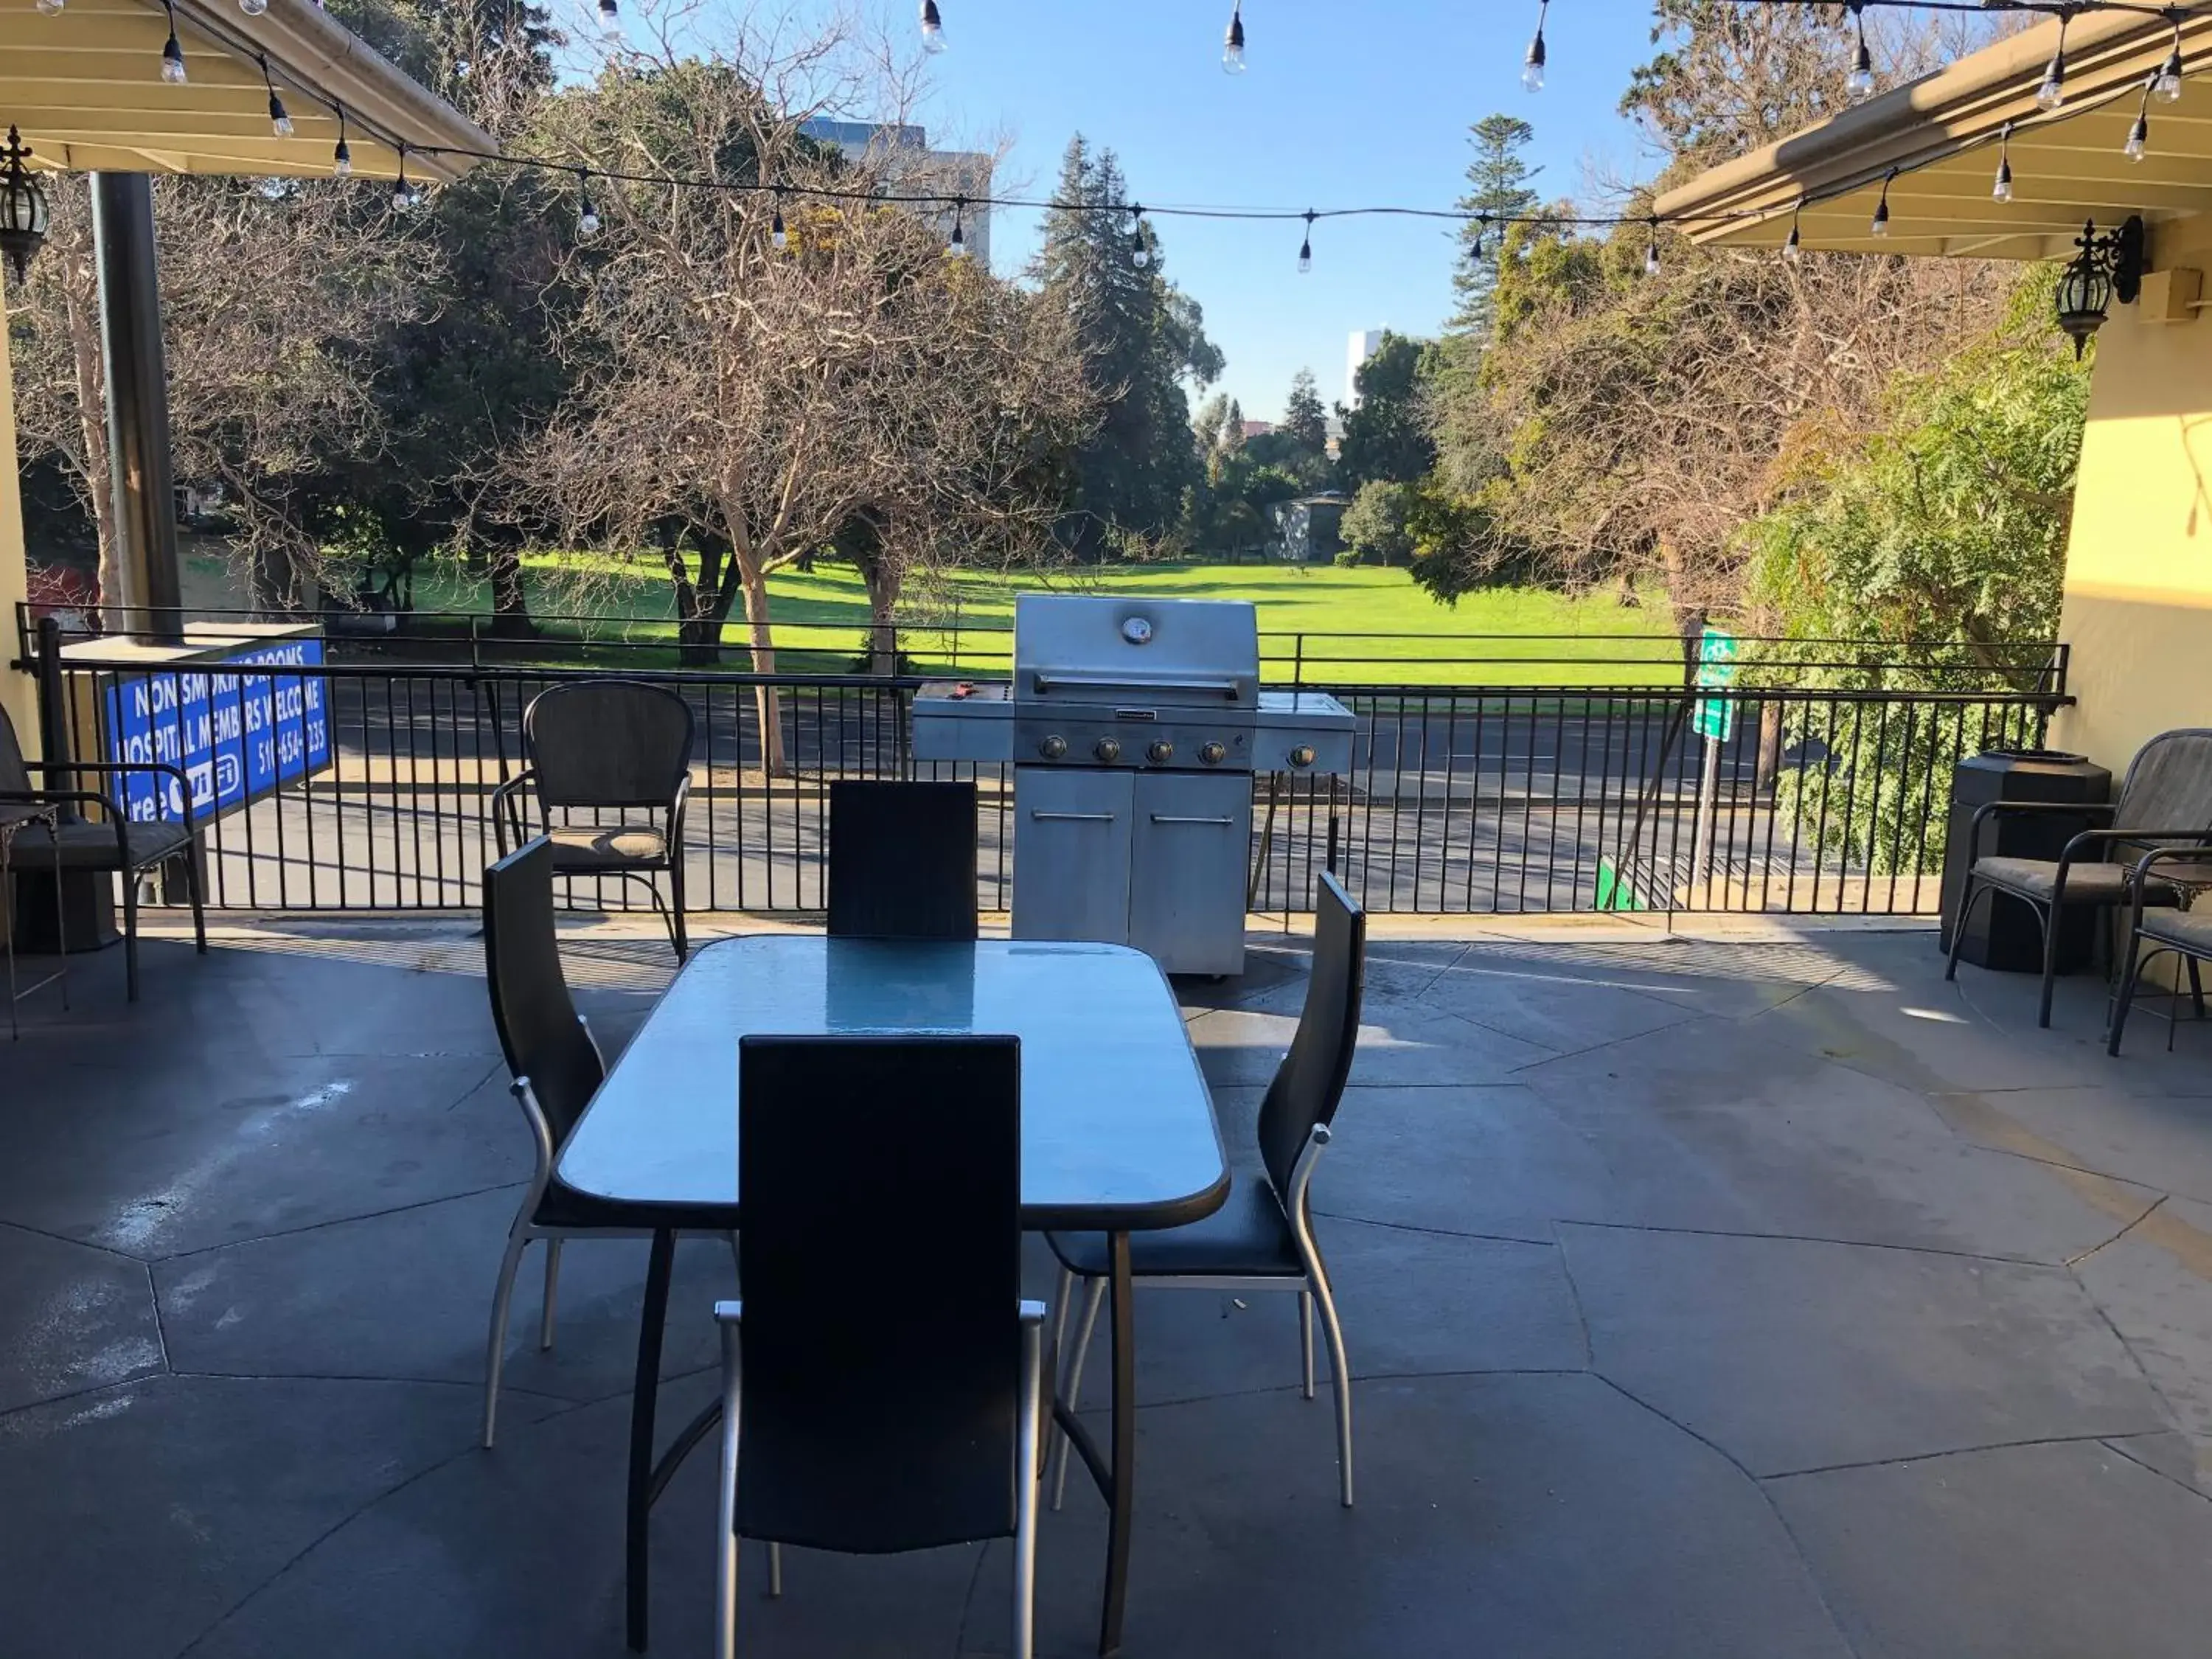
left=0, top=0, right=494, bottom=184
left=1656, top=10, right=2212, bottom=260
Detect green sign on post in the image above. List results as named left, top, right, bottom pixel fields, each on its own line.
left=1691, top=625, right=1738, bottom=744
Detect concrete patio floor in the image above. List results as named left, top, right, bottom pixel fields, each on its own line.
left=7, top=914, right=2212, bottom=1657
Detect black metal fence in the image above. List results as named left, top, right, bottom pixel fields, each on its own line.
left=18, top=611, right=2070, bottom=919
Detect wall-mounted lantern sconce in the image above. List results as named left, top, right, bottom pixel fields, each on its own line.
left=0, top=126, right=51, bottom=286
left=2055, top=215, right=2145, bottom=359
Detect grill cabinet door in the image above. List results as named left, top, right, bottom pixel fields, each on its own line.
left=1129, top=771, right=1253, bottom=976
left=1012, top=768, right=1135, bottom=945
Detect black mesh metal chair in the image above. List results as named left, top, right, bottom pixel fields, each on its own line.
left=0, top=700, right=204, bottom=1001
left=2107, top=844, right=2212, bottom=1055
left=826, top=779, right=978, bottom=939
left=716, top=1034, right=1044, bottom=1659
left=479, top=837, right=735, bottom=1447
left=493, top=681, right=695, bottom=960
left=1047, top=871, right=1365, bottom=1508
left=1948, top=729, right=2212, bottom=1027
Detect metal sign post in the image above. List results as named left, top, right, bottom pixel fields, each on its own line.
left=1688, top=627, right=1738, bottom=901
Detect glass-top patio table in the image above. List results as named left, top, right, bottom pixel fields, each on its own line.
left=556, top=933, right=1231, bottom=1655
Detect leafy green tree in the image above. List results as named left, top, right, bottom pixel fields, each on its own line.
left=1336, top=332, right=1438, bottom=493
left=1034, top=136, right=1221, bottom=559
left=1339, top=481, right=1417, bottom=566
left=1450, top=114, right=1539, bottom=337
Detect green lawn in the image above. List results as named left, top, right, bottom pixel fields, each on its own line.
left=407, top=554, right=1686, bottom=685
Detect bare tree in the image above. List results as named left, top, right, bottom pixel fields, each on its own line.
left=509, top=23, right=1093, bottom=768
left=8, top=173, right=432, bottom=613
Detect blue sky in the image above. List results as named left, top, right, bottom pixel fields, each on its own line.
left=908, top=0, right=1668, bottom=417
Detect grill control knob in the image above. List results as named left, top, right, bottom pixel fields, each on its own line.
left=1094, top=737, right=1122, bottom=763
left=1147, top=740, right=1175, bottom=765
left=1288, top=744, right=1319, bottom=770
left=1039, top=734, right=1068, bottom=760
left=1199, top=741, right=1228, bottom=766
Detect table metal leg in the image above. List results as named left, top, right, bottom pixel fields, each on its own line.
left=1100, top=1230, right=1135, bottom=1657
left=627, top=1228, right=676, bottom=1652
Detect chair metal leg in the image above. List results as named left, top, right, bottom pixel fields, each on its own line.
left=727, top=1232, right=742, bottom=1288
left=1309, top=1265, right=1355, bottom=1507
left=1048, top=1266, right=1074, bottom=1475
left=2036, top=897, right=2061, bottom=1029
left=2109, top=940, right=2154, bottom=1057
left=1050, top=1275, right=1106, bottom=1512
left=1013, top=1317, right=1043, bottom=1659
left=767, top=1542, right=782, bottom=1599
left=482, top=1220, right=534, bottom=1448
left=122, top=870, right=141, bottom=1002
left=1298, top=1289, right=1315, bottom=1400
left=539, top=1237, right=563, bottom=1352
left=187, top=846, right=207, bottom=953
left=1944, top=876, right=1987, bottom=981
left=668, top=866, right=689, bottom=962
left=714, top=1318, right=741, bottom=1659
left=2191, top=957, right=2205, bottom=1019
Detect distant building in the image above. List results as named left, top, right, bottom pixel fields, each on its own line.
left=1242, top=420, right=1276, bottom=441
left=799, top=117, right=995, bottom=268
left=1344, top=330, right=1387, bottom=407
left=1271, top=493, right=1350, bottom=564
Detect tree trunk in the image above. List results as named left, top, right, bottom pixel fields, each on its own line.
left=63, top=271, right=118, bottom=622
left=734, top=555, right=787, bottom=777
left=486, top=544, right=534, bottom=639
left=862, top=560, right=902, bottom=678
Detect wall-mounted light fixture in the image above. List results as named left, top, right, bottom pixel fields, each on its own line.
left=2055, top=215, right=2144, bottom=359
left=0, top=127, right=51, bottom=285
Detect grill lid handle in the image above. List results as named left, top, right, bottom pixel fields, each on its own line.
left=1030, top=672, right=1245, bottom=700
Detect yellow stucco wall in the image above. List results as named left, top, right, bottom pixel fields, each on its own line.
left=2049, top=218, right=2212, bottom=772
left=0, top=265, right=35, bottom=759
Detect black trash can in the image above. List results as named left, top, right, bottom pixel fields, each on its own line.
left=1940, top=749, right=2112, bottom=971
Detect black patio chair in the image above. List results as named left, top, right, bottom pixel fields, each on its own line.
left=2107, top=844, right=2212, bottom=1056
left=826, top=779, right=978, bottom=940
left=479, top=836, right=735, bottom=1447
left=717, top=1034, right=1044, bottom=1659
left=1047, top=870, right=1366, bottom=1509
left=1947, top=728, right=2212, bottom=1028
left=0, top=700, right=204, bottom=1001
left=493, top=681, right=695, bottom=960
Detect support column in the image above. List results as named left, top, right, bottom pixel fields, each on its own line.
left=91, top=172, right=183, bottom=646
left=0, top=261, right=35, bottom=757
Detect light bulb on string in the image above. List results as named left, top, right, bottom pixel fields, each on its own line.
left=577, top=171, right=601, bottom=238
left=161, top=1, right=187, bottom=84
left=1222, top=5, right=1246, bottom=74
left=35, top=0, right=63, bottom=15
left=1992, top=122, right=2013, bottom=202
left=1297, top=210, right=1315, bottom=274
left=597, top=0, right=621, bottom=41
left=947, top=198, right=967, bottom=259
left=260, top=57, right=292, bottom=137
left=2155, top=16, right=2185, bottom=102
left=920, top=0, right=946, bottom=54
left=391, top=146, right=417, bottom=213
left=771, top=188, right=788, bottom=253
left=1871, top=168, right=1894, bottom=237
left=1783, top=201, right=1803, bottom=263
left=1472, top=213, right=1489, bottom=260
left=1846, top=1, right=1874, bottom=101
left=1130, top=204, right=1150, bottom=268
left=1643, top=220, right=1660, bottom=277
left=2127, top=79, right=2152, bottom=161
left=240, top=0, right=268, bottom=15
left=333, top=104, right=352, bottom=177
left=1523, top=0, right=1548, bottom=93
left=2037, top=13, right=2070, bottom=111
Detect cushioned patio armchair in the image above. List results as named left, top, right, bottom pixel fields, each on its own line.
left=1947, top=728, right=2212, bottom=1029
left=0, top=702, right=204, bottom=1001
left=493, top=681, right=695, bottom=959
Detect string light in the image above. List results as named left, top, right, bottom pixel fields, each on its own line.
left=333, top=103, right=352, bottom=178
left=1222, top=4, right=1247, bottom=75
left=391, top=145, right=417, bottom=213
left=1297, top=209, right=1314, bottom=273
left=1523, top=0, right=1548, bottom=92
left=1472, top=212, right=1489, bottom=260
left=2037, top=8, right=2072, bottom=110
left=161, top=0, right=187, bottom=84
left=1783, top=200, right=1803, bottom=262
left=597, top=0, right=621, bottom=40
left=35, top=0, right=63, bottom=15
left=1846, top=1, right=1875, bottom=100
left=771, top=187, right=787, bottom=251
left=1130, top=203, right=1150, bottom=268
left=2126, top=74, right=2153, bottom=156
left=2154, top=13, right=2185, bottom=99
left=260, top=55, right=293, bottom=138
left=921, top=0, right=947, bottom=54
left=1992, top=122, right=2014, bottom=201
left=1871, top=167, right=1895, bottom=235
left=947, top=197, right=967, bottom=258
left=578, top=170, right=601, bottom=237
left=1643, top=218, right=1660, bottom=275
left=240, top=0, right=268, bottom=15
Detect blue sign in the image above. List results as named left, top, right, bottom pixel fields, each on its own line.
left=105, top=639, right=333, bottom=823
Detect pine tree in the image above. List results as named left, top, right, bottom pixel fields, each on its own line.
left=1281, top=369, right=1328, bottom=459
left=1450, top=114, right=1540, bottom=338
left=1033, top=136, right=1220, bottom=558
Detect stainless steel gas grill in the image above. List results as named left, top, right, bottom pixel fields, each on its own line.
left=913, top=594, right=1354, bottom=975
